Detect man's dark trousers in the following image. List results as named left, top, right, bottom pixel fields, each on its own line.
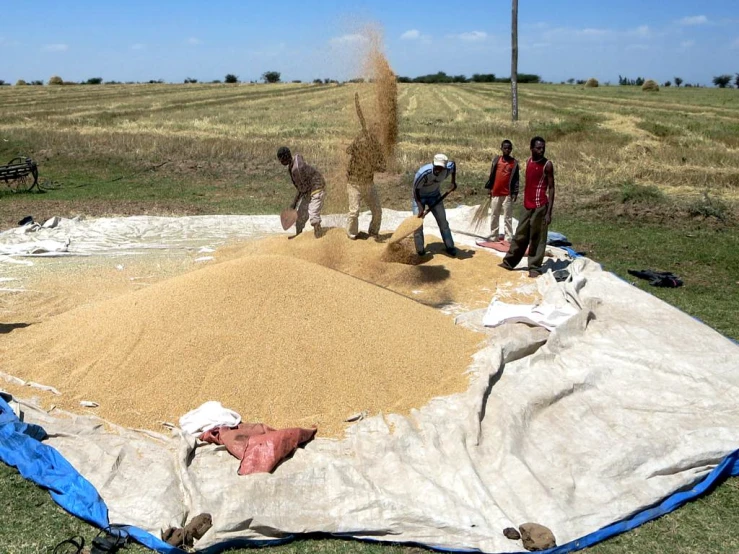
left=502, top=205, right=548, bottom=274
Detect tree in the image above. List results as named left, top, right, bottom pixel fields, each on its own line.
left=262, top=71, right=281, bottom=84
left=663, top=80, right=671, bottom=87
left=713, top=74, right=732, bottom=88
left=48, top=75, right=64, bottom=85
left=224, top=74, right=238, bottom=84
left=15, top=79, right=27, bottom=86
left=567, top=78, right=575, bottom=84
left=85, top=77, right=103, bottom=85
left=735, top=74, right=739, bottom=89
left=184, top=77, right=198, bottom=84
left=674, top=77, right=683, bottom=87
left=517, top=73, right=541, bottom=83
left=511, top=0, right=519, bottom=122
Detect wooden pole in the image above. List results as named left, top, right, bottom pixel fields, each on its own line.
left=511, top=0, right=519, bottom=122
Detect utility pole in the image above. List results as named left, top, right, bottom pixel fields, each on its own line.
left=511, top=0, right=519, bottom=121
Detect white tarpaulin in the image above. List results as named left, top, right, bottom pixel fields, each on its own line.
left=2, top=210, right=739, bottom=553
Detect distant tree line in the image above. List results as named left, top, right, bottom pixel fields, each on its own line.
left=6, top=71, right=738, bottom=88
left=396, top=71, right=541, bottom=84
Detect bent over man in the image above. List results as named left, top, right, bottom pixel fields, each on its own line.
left=277, top=146, right=326, bottom=238
left=412, top=153, right=457, bottom=256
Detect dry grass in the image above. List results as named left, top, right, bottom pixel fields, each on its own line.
left=1, top=82, right=737, bottom=221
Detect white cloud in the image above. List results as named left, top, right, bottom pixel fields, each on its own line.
left=42, top=44, right=68, bottom=52
left=400, top=29, right=420, bottom=40
left=633, top=25, right=650, bottom=37
left=186, top=37, right=202, bottom=45
left=579, top=28, right=609, bottom=37
left=540, top=27, right=613, bottom=42
left=131, top=43, right=146, bottom=50
left=329, top=34, right=368, bottom=45
left=457, top=31, right=488, bottom=42
left=678, top=15, right=708, bottom=25
left=626, top=44, right=649, bottom=51
left=680, top=40, right=695, bottom=49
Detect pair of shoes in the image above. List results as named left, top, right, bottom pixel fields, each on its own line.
left=347, top=233, right=357, bottom=240
left=313, top=224, right=323, bottom=238
left=416, top=250, right=429, bottom=256
left=528, top=270, right=541, bottom=278
left=498, top=234, right=505, bottom=241
left=498, top=262, right=513, bottom=271
left=446, top=247, right=457, bottom=256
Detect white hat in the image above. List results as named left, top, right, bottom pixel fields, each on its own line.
left=433, top=153, right=448, bottom=167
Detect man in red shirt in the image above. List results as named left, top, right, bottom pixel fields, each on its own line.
left=499, top=136, right=555, bottom=278
left=484, top=139, right=519, bottom=242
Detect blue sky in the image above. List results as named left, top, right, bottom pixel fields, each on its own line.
left=1, top=1, right=738, bottom=85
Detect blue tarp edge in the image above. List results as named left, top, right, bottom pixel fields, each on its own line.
left=2, top=397, right=738, bottom=554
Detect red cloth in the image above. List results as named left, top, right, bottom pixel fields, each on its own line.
left=491, top=157, right=515, bottom=197
left=200, top=423, right=317, bottom=475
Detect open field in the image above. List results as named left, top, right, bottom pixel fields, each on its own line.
left=1, top=83, right=738, bottom=553
left=1, top=82, right=738, bottom=227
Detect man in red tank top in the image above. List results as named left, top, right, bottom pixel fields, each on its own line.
left=499, top=136, right=556, bottom=277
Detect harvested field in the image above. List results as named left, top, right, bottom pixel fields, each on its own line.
left=0, top=250, right=484, bottom=437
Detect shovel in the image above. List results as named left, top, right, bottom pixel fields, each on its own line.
left=280, top=207, right=298, bottom=231
left=387, top=189, right=454, bottom=245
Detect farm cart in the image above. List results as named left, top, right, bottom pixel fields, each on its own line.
left=0, top=156, right=39, bottom=192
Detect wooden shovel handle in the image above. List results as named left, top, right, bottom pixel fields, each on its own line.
left=421, top=188, right=454, bottom=218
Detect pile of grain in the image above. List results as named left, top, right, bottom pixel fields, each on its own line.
left=1, top=253, right=482, bottom=437
left=222, top=229, right=538, bottom=311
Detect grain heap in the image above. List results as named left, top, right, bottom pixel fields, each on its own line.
left=1, top=253, right=483, bottom=437
left=221, top=229, right=538, bottom=310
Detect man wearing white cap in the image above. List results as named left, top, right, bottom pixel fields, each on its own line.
left=412, top=153, right=457, bottom=256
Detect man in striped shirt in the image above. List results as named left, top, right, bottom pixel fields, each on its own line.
left=412, top=153, right=457, bottom=256
left=499, top=136, right=555, bottom=278
left=277, top=146, right=326, bottom=238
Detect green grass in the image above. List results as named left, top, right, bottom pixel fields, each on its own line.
left=618, top=182, right=667, bottom=205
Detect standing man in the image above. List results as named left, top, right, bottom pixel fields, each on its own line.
left=412, top=153, right=457, bottom=256
left=499, top=136, right=555, bottom=277
left=277, top=146, right=326, bottom=238
left=346, top=126, right=385, bottom=239
left=485, top=139, right=519, bottom=242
